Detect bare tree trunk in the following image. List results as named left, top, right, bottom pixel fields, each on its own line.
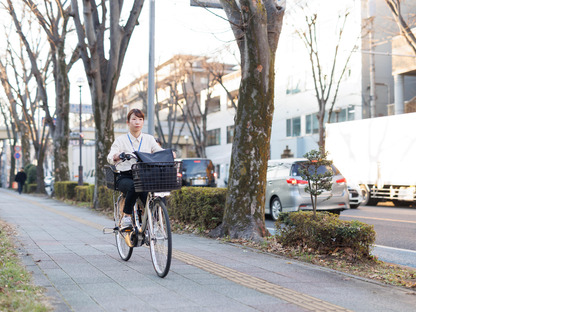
left=71, top=0, right=144, bottom=208
left=52, top=45, right=72, bottom=182
left=0, top=101, right=16, bottom=186
left=296, top=9, right=356, bottom=153
left=209, top=0, right=284, bottom=241
left=23, top=0, right=79, bottom=183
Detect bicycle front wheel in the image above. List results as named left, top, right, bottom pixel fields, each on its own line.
left=148, top=198, right=172, bottom=277
left=114, top=195, right=132, bottom=261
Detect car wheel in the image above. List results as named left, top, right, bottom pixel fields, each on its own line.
left=366, top=197, right=380, bottom=206
left=359, top=185, right=369, bottom=206
left=270, top=197, right=282, bottom=221
left=350, top=203, right=360, bottom=209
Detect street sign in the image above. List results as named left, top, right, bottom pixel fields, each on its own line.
left=70, top=104, right=92, bottom=114
left=14, top=145, right=20, bottom=152
left=14, top=152, right=20, bottom=159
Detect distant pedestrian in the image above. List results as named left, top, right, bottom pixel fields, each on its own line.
left=15, top=167, right=27, bottom=195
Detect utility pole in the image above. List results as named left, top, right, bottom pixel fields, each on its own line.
left=365, top=0, right=376, bottom=118
left=77, top=77, right=85, bottom=186
left=147, top=0, right=155, bottom=135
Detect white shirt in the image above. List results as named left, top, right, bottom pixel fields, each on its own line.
left=107, top=132, right=164, bottom=172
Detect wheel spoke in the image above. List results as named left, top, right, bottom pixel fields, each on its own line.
left=149, top=199, right=172, bottom=277
left=114, top=194, right=133, bottom=261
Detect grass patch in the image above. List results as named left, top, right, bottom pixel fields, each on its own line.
left=0, top=220, right=52, bottom=311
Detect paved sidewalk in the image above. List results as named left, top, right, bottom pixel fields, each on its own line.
left=0, top=188, right=415, bottom=311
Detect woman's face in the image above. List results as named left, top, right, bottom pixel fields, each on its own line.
left=127, top=113, right=143, bottom=134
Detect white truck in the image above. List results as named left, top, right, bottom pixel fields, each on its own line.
left=325, top=113, right=416, bottom=206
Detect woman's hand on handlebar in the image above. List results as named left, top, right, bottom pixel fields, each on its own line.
left=115, top=152, right=136, bottom=162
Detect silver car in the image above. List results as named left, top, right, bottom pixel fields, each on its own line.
left=265, top=158, right=350, bottom=221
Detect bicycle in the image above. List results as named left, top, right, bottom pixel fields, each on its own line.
left=103, top=152, right=182, bottom=278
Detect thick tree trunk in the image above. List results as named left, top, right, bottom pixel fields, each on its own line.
left=92, top=95, right=116, bottom=209
left=210, top=0, right=284, bottom=241
left=53, top=46, right=71, bottom=182
left=34, top=150, right=46, bottom=194
left=21, top=131, right=31, bottom=168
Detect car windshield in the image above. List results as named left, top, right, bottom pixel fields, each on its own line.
left=182, top=159, right=213, bottom=175
left=291, top=162, right=337, bottom=177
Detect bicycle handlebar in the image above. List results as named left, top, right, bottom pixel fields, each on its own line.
left=119, top=152, right=137, bottom=162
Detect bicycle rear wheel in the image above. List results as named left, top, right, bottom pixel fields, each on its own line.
left=148, top=198, right=172, bottom=277
left=114, top=195, right=133, bottom=261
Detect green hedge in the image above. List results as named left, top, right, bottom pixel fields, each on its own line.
left=25, top=183, right=37, bottom=193
left=24, top=164, right=36, bottom=184
left=167, top=187, right=226, bottom=231
left=75, top=185, right=94, bottom=203
left=275, top=211, right=376, bottom=260
left=97, top=186, right=115, bottom=212
left=54, top=181, right=89, bottom=200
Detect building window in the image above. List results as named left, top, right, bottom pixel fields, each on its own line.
left=286, top=116, right=301, bottom=137
left=348, top=104, right=355, bottom=120
left=329, top=105, right=356, bottom=123
left=207, top=96, right=220, bottom=113
left=206, top=128, right=221, bottom=146
left=227, top=125, right=234, bottom=144
left=305, top=113, right=319, bottom=134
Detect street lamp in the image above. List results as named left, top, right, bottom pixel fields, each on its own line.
left=77, top=77, right=85, bottom=185
left=184, top=135, right=189, bottom=158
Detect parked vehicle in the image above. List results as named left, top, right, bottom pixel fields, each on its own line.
left=84, top=168, right=95, bottom=185
left=326, top=113, right=416, bottom=207
left=347, top=183, right=364, bottom=209
left=44, top=175, right=54, bottom=196
left=177, top=158, right=217, bottom=187
left=265, top=158, right=349, bottom=221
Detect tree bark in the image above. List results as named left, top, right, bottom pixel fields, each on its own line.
left=209, top=0, right=284, bottom=241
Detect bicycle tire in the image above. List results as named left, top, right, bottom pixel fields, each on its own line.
left=114, top=194, right=133, bottom=261
left=148, top=198, right=172, bottom=277
left=133, top=198, right=145, bottom=234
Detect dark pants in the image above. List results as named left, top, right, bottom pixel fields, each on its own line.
left=117, top=174, right=147, bottom=215
left=17, top=182, right=24, bottom=194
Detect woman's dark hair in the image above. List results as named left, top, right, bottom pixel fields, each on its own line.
left=127, top=108, right=145, bottom=122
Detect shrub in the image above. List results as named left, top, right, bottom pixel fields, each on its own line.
left=75, top=185, right=94, bottom=203
left=275, top=211, right=376, bottom=260
left=26, top=183, right=37, bottom=193
left=54, top=181, right=85, bottom=200
left=299, top=149, right=333, bottom=215
left=167, top=187, right=226, bottom=231
left=96, top=186, right=116, bottom=213
left=24, top=164, right=36, bottom=184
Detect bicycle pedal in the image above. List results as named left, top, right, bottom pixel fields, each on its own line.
left=102, top=227, right=117, bottom=234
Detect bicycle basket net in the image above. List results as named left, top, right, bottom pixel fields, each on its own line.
left=132, top=162, right=182, bottom=192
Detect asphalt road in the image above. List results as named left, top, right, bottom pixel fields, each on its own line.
left=265, top=201, right=416, bottom=268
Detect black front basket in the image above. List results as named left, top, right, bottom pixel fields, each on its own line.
left=132, top=161, right=182, bottom=192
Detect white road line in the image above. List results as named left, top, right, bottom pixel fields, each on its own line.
left=373, top=244, right=416, bottom=253
left=267, top=227, right=416, bottom=253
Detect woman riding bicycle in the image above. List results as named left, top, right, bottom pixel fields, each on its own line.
left=107, top=108, right=164, bottom=230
